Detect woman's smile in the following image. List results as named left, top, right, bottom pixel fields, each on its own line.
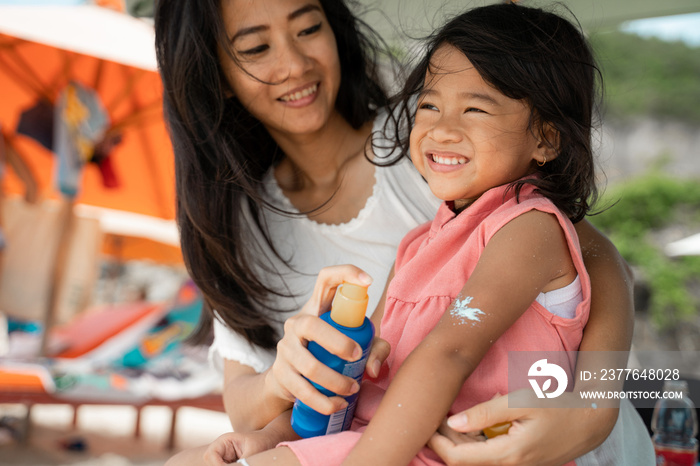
left=220, top=0, right=341, bottom=137
left=278, top=82, right=320, bottom=106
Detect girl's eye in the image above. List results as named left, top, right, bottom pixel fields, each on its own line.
left=465, top=107, right=485, bottom=114
left=238, top=44, right=269, bottom=56
left=419, top=103, right=438, bottom=111
left=300, top=22, right=322, bottom=36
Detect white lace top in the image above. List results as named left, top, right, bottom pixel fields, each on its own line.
left=209, top=111, right=440, bottom=373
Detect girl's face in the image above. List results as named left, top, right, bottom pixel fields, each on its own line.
left=410, top=44, right=545, bottom=211
left=219, top=0, right=341, bottom=139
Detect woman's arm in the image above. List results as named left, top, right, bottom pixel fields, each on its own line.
left=222, top=360, right=293, bottom=433
left=344, top=211, right=573, bottom=465
left=429, top=219, right=634, bottom=465
left=221, top=266, right=383, bottom=432
left=576, top=219, right=634, bottom=353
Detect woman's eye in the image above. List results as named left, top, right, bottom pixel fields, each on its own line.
left=419, top=103, right=438, bottom=111
left=238, top=44, right=269, bottom=56
left=300, top=23, right=322, bottom=36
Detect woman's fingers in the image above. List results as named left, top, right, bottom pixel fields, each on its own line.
left=430, top=410, right=517, bottom=466
left=429, top=396, right=516, bottom=466
left=366, top=337, right=390, bottom=378
left=429, top=391, right=554, bottom=466
left=437, top=418, right=485, bottom=444
left=446, top=393, right=523, bottom=433
left=283, top=313, right=362, bottom=363
left=287, top=374, right=349, bottom=415
left=427, top=432, right=459, bottom=464
left=268, top=265, right=373, bottom=414
left=429, top=430, right=514, bottom=466
left=428, top=424, right=488, bottom=466
left=274, top=344, right=357, bottom=414
left=271, top=314, right=361, bottom=412
left=301, top=265, right=372, bottom=316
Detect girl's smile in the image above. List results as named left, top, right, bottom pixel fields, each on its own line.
left=425, top=150, right=469, bottom=172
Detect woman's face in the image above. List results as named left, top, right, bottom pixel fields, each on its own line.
left=219, top=0, right=341, bottom=139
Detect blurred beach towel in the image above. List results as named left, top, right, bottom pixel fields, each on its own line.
left=0, top=280, right=219, bottom=403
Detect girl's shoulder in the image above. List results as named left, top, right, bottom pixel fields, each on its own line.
left=459, top=183, right=568, bottom=245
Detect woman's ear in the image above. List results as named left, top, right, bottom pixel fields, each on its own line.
left=217, top=66, right=235, bottom=99
left=534, top=122, right=559, bottom=166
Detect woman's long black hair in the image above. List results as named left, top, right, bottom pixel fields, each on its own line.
left=154, top=0, right=389, bottom=348
left=386, top=2, right=601, bottom=223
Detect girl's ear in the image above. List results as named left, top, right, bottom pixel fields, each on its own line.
left=534, top=122, right=559, bottom=166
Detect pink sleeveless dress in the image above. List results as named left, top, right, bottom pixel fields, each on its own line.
left=281, top=182, right=590, bottom=466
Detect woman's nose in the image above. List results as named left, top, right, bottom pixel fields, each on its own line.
left=429, top=114, right=463, bottom=143
left=273, top=40, right=312, bottom=83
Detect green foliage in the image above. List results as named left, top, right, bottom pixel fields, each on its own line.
left=590, top=31, right=700, bottom=123
left=590, top=173, right=700, bottom=326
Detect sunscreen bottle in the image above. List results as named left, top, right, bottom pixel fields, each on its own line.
left=291, top=282, right=374, bottom=438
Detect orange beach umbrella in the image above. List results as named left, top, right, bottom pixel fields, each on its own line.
left=0, top=4, right=175, bottom=220
left=0, top=4, right=178, bottom=352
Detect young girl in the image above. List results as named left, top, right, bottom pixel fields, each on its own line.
left=166, top=3, right=652, bottom=465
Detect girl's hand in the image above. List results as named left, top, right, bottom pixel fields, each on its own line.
left=202, top=432, right=249, bottom=465
left=267, top=265, right=374, bottom=415
left=202, top=428, right=282, bottom=466
left=428, top=390, right=616, bottom=466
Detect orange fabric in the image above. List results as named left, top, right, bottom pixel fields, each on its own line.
left=0, top=34, right=175, bottom=220
left=95, top=0, right=126, bottom=13
left=0, top=369, right=47, bottom=392
left=102, top=233, right=183, bottom=265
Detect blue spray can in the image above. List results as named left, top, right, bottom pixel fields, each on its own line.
left=291, top=282, right=374, bottom=438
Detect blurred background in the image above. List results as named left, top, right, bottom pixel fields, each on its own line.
left=0, top=0, right=698, bottom=464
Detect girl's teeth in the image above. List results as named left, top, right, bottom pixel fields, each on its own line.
left=281, top=84, right=318, bottom=102
left=431, top=154, right=467, bottom=165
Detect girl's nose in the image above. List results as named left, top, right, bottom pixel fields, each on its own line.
left=429, top=114, right=463, bottom=143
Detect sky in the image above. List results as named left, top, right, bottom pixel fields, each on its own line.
left=622, top=12, right=700, bottom=47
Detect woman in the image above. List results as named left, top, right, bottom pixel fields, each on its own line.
left=155, top=0, right=646, bottom=463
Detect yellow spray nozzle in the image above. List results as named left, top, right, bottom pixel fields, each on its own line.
left=330, top=282, right=369, bottom=328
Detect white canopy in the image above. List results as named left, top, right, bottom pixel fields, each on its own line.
left=75, top=204, right=179, bottom=247
left=666, top=233, right=700, bottom=257
left=0, top=4, right=156, bottom=71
